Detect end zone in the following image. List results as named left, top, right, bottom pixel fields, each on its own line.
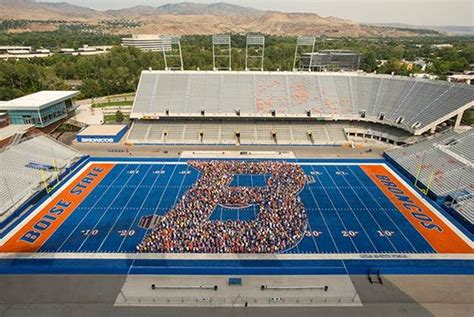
left=0, top=164, right=114, bottom=252
left=361, top=165, right=473, bottom=254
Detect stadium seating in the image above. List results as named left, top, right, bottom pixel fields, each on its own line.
left=0, top=135, right=82, bottom=220
left=131, top=71, right=474, bottom=134
left=128, top=119, right=414, bottom=146
left=128, top=120, right=354, bottom=145
left=386, top=127, right=474, bottom=198
left=452, top=195, right=474, bottom=224
left=386, top=127, right=474, bottom=228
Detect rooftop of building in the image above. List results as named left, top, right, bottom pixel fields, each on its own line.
left=0, top=91, right=80, bottom=111
left=77, top=124, right=128, bottom=137
left=123, top=35, right=163, bottom=40
left=448, top=74, right=474, bottom=79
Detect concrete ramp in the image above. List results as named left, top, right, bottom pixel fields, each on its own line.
left=115, top=275, right=361, bottom=307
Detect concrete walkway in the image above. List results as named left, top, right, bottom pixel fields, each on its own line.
left=0, top=274, right=472, bottom=316
left=73, top=103, right=103, bottom=125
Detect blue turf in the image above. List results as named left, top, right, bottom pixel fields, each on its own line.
left=210, top=205, right=258, bottom=221
left=229, top=174, right=269, bottom=187
left=39, top=161, right=435, bottom=254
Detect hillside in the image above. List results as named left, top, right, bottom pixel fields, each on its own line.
left=0, top=0, right=105, bottom=20
left=153, top=2, right=264, bottom=17
left=0, top=0, right=439, bottom=37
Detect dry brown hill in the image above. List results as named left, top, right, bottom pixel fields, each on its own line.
left=0, top=0, right=438, bottom=37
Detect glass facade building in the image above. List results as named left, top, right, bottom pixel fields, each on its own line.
left=0, top=91, right=78, bottom=128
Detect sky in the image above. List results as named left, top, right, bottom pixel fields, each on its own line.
left=41, top=0, right=474, bottom=26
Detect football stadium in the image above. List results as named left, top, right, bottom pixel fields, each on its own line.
left=0, top=36, right=473, bottom=315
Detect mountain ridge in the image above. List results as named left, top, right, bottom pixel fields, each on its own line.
left=0, top=1, right=441, bottom=37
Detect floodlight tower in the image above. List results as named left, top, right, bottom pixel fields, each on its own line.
left=161, top=35, right=184, bottom=71
left=245, top=34, right=265, bottom=71
left=212, top=34, right=232, bottom=71
left=293, top=36, right=316, bottom=71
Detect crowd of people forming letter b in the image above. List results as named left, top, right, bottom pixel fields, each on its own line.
left=138, top=160, right=308, bottom=253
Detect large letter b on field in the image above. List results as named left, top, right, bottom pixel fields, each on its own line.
left=138, top=161, right=308, bottom=253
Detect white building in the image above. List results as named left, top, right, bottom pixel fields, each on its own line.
left=431, top=44, right=454, bottom=49
left=60, top=45, right=112, bottom=56
left=448, top=74, right=474, bottom=85
left=0, top=46, right=51, bottom=60
left=122, top=35, right=172, bottom=52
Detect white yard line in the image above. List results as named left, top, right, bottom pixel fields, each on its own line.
left=77, top=165, right=143, bottom=251
left=140, top=163, right=181, bottom=239
left=305, top=168, right=341, bottom=254
left=335, top=165, right=399, bottom=253
left=0, top=251, right=472, bottom=261
left=302, top=216, right=321, bottom=253
left=97, top=165, right=153, bottom=252
left=116, top=164, right=165, bottom=251
left=311, top=165, right=360, bottom=252
left=323, top=166, right=379, bottom=252
left=57, top=164, right=129, bottom=251
left=347, top=166, right=418, bottom=253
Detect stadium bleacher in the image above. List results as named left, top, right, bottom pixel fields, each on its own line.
left=130, top=71, right=474, bottom=138
left=385, top=127, right=474, bottom=226
left=0, top=135, right=82, bottom=221
left=452, top=196, right=474, bottom=225
left=127, top=119, right=413, bottom=145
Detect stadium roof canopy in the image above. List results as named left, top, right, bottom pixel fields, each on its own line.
left=0, top=91, right=79, bottom=111
left=131, top=70, right=474, bottom=135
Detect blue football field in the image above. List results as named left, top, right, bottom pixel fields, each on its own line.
left=38, top=160, right=436, bottom=255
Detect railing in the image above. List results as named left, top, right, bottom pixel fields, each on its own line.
left=120, top=295, right=359, bottom=306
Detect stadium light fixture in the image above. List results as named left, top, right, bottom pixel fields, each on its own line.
left=161, top=35, right=184, bottom=71
left=293, top=36, right=316, bottom=71
left=245, top=34, right=265, bottom=71
left=212, top=34, right=232, bottom=71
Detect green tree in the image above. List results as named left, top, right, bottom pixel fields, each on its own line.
left=361, top=51, right=377, bottom=72
left=115, top=110, right=124, bottom=123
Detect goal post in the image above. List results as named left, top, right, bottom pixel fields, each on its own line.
left=413, top=153, right=432, bottom=195
left=39, top=159, right=61, bottom=194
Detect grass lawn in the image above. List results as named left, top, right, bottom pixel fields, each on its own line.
left=92, top=100, right=133, bottom=108
left=103, top=114, right=130, bottom=124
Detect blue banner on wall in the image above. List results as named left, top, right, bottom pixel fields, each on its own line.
left=25, top=162, right=54, bottom=171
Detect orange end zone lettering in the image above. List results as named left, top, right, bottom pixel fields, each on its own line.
left=361, top=165, right=473, bottom=254
left=0, top=164, right=114, bottom=253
